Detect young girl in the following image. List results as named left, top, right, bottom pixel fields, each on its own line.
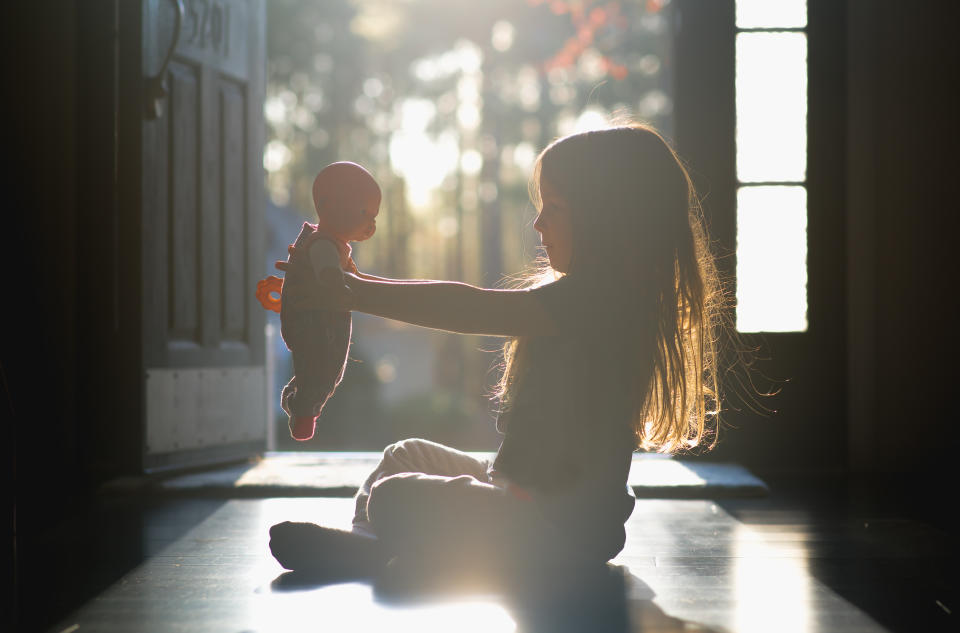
left=269, top=123, right=723, bottom=582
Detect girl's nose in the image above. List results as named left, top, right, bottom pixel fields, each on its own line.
left=533, top=213, right=544, bottom=233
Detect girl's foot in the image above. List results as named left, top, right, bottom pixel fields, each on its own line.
left=268, top=521, right=386, bottom=578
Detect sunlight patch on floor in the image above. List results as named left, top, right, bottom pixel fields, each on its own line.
left=249, top=583, right=515, bottom=633
left=249, top=498, right=517, bottom=633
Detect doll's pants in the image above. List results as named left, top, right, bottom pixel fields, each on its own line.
left=352, top=438, right=614, bottom=574
left=280, top=308, right=350, bottom=418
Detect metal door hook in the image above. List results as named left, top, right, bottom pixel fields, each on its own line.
left=145, top=0, right=185, bottom=120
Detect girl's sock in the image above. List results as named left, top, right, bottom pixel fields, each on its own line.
left=268, top=521, right=387, bottom=578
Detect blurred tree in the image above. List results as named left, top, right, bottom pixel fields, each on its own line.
left=266, top=0, right=675, bottom=229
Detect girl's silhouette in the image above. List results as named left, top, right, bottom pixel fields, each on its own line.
left=269, top=123, right=725, bottom=582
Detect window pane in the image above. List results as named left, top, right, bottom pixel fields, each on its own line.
left=736, top=0, right=807, bottom=29
left=736, top=186, right=808, bottom=332
left=736, top=33, right=807, bottom=183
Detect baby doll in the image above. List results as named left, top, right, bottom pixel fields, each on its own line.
left=259, top=162, right=381, bottom=440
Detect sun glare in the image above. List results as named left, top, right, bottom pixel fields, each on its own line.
left=388, top=99, right=461, bottom=210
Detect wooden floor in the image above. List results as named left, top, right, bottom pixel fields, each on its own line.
left=18, top=476, right=957, bottom=633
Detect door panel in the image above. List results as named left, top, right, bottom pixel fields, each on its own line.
left=169, top=61, right=201, bottom=345
left=220, top=80, right=248, bottom=341
left=141, top=0, right=265, bottom=470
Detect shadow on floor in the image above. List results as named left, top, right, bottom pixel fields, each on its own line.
left=19, top=496, right=226, bottom=633
left=272, top=562, right=723, bottom=633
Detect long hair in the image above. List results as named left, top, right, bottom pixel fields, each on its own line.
left=495, top=124, right=725, bottom=452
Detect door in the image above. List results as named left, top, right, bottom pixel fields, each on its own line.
left=140, top=0, right=267, bottom=470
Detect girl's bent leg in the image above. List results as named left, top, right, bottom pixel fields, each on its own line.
left=367, top=472, right=561, bottom=575
left=270, top=439, right=489, bottom=578
left=353, top=438, right=490, bottom=530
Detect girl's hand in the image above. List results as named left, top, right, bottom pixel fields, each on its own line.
left=275, top=244, right=356, bottom=312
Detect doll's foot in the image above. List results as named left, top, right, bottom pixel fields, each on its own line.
left=269, top=521, right=387, bottom=578
left=289, top=415, right=316, bottom=441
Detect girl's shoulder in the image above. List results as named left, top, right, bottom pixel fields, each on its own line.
left=528, top=274, right=616, bottom=336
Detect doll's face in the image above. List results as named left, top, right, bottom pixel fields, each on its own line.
left=319, top=186, right=381, bottom=242
left=313, top=163, right=382, bottom=242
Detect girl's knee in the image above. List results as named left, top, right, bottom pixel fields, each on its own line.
left=381, top=437, right=437, bottom=471
left=382, top=437, right=427, bottom=460
left=366, top=473, right=420, bottom=531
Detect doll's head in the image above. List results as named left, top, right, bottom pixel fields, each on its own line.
left=312, top=162, right=381, bottom=242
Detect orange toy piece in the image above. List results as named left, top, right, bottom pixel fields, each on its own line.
left=256, top=275, right=283, bottom=313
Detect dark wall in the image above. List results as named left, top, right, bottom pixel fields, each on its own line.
left=845, top=1, right=959, bottom=474
left=3, top=2, right=83, bottom=519
left=3, top=2, right=81, bottom=626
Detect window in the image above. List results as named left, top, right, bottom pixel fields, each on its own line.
left=734, top=1, right=808, bottom=332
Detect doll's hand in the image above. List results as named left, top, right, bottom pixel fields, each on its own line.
left=273, top=244, right=302, bottom=274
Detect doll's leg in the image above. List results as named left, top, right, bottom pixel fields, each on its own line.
left=281, top=311, right=328, bottom=439
left=281, top=310, right=350, bottom=440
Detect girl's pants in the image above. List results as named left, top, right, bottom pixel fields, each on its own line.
left=352, top=438, right=575, bottom=572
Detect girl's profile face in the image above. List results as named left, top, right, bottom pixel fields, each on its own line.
left=534, top=177, right=573, bottom=273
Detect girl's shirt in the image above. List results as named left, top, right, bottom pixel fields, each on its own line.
left=490, top=274, right=636, bottom=558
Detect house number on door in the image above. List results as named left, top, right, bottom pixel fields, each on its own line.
left=186, top=0, right=231, bottom=55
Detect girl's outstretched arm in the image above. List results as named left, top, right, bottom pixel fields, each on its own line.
left=276, top=257, right=558, bottom=336
left=353, top=272, right=435, bottom=284
left=348, top=274, right=554, bottom=337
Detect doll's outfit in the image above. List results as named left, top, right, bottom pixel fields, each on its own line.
left=279, top=223, right=357, bottom=440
